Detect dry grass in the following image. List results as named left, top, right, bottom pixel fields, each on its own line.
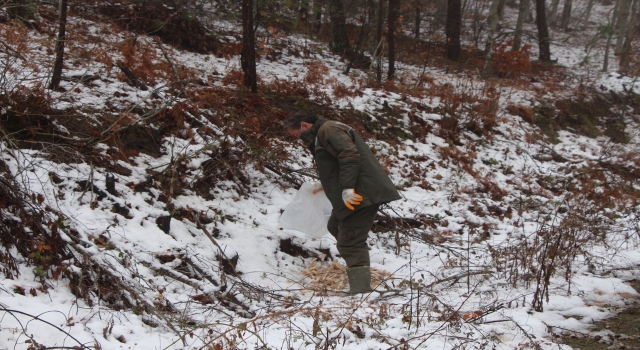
left=302, top=260, right=393, bottom=294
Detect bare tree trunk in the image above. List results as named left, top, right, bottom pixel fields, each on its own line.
left=615, top=0, right=632, bottom=54
left=414, top=0, right=421, bottom=39
left=241, top=0, right=257, bottom=92
left=512, top=0, right=529, bottom=50
left=584, top=0, right=595, bottom=24
left=481, top=0, right=507, bottom=78
left=48, top=0, right=68, bottom=90
left=387, top=0, right=398, bottom=80
left=484, top=0, right=501, bottom=49
left=328, top=0, right=352, bottom=54
left=618, top=25, right=637, bottom=74
left=603, top=0, right=620, bottom=72
left=548, top=0, right=560, bottom=26
left=499, top=0, right=507, bottom=19
left=461, top=0, right=470, bottom=20
left=536, top=0, right=552, bottom=61
left=526, top=0, right=535, bottom=22
left=559, top=0, right=572, bottom=30
left=376, top=0, right=384, bottom=82
left=317, top=2, right=328, bottom=39
left=574, top=0, right=595, bottom=27
left=619, top=0, right=639, bottom=72
left=471, top=1, right=482, bottom=47
left=446, top=0, right=462, bottom=61
left=314, top=0, right=324, bottom=32
left=368, top=0, right=376, bottom=28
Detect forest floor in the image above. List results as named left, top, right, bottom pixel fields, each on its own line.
left=1, top=1, right=640, bottom=349
left=564, top=281, right=640, bottom=350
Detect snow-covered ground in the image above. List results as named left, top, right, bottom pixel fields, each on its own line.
left=1, top=2, right=640, bottom=349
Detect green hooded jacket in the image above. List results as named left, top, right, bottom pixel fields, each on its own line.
left=300, top=118, right=401, bottom=220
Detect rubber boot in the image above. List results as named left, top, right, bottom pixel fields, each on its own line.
left=346, top=266, right=374, bottom=294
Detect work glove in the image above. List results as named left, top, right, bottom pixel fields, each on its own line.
left=342, top=189, right=363, bottom=210
left=312, top=182, right=324, bottom=194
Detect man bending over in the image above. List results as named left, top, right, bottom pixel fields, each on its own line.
left=284, top=111, right=401, bottom=294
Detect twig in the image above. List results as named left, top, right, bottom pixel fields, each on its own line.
left=422, top=271, right=488, bottom=289
left=116, top=60, right=148, bottom=91
left=0, top=40, right=27, bottom=60
left=0, top=307, right=93, bottom=349
left=542, top=321, right=591, bottom=336
left=153, top=36, right=186, bottom=97
left=380, top=205, right=467, bottom=258
left=192, top=212, right=237, bottom=273
left=139, top=260, right=202, bottom=289
left=84, top=99, right=175, bottom=147
left=65, top=238, right=187, bottom=346
left=511, top=317, right=543, bottom=349
left=61, top=74, right=100, bottom=84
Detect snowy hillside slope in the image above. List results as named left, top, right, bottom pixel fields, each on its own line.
left=1, top=2, right=640, bottom=349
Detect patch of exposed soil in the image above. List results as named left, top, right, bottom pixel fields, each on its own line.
left=563, top=280, right=640, bottom=350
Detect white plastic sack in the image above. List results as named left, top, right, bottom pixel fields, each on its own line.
left=279, top=182, right=333, bottom=238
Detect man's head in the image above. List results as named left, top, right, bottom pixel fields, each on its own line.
left=283, top=111, right=318, bottom=138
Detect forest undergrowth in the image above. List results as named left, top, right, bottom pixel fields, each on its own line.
left=1, top=1, right=640, bottom=349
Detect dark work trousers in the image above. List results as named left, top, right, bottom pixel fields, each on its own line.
left=327, top=204, right=380, bottom=268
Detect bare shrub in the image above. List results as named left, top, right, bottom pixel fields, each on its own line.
left=438, top=146, right=478, bottom=177
left=265, top=77, right=310, bottom=98
left=506, top=104, right=535, bottom=123
left=304, top=60, right=329, bottom=85
left=118, top=36, right=171, bottom=86
left=217, top=42, right=242, bottom=59
left=478, top=176, right=508, bottom=200
left=490, top=160, right=640, bottom=312
left=222, top=69, right=244, bottom=87
left=327, top=77, right=355, bottom=99
left=491, top=43, right=532, bottom=78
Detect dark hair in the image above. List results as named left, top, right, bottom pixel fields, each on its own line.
left=283, top=111, right=318, bottom=129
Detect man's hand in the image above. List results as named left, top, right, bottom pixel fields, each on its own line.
left=342, top=189, right=363, bottom=210
left=312, top=182, right=324, bottom=194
